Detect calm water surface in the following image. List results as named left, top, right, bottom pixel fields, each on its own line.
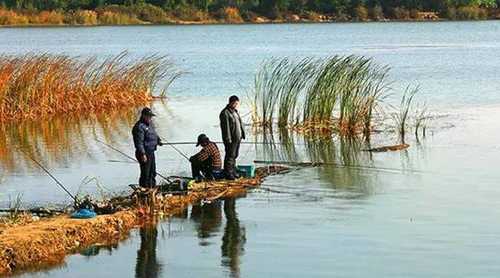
left=1, top=22, right=500, bottom=277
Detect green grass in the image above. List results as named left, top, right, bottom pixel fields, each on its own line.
left=252, top=55, right=390, bottom=136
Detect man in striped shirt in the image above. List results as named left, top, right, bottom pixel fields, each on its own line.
left=189, top=134, right=222, bottom=181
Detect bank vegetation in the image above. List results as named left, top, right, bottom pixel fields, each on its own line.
left=0, top=52, right=180, bottom=122
left=0, top=0, right=498, bottom=26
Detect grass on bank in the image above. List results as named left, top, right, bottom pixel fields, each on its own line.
left=0, top=52, right=181, bottom=122
left=0, top=3, right=496, bottom=26
left=252, top=55, right=428, bottom=141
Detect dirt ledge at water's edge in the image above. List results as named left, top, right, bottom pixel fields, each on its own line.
left=0, top=166, right=286, bottom=275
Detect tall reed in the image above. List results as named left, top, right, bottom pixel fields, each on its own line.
left=0, top=52, right=181, bottom=122
left=390, top=86, right=418, bottom=143
left=252, top=55, right=390, bottom=136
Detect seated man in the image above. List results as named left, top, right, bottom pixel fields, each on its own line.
left=189, top=134, right=222, bottom=181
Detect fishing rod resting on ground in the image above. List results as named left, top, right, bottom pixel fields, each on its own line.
left=253, top=160, right=426, bottom=174
left=19, top=149, right=77, bottom=203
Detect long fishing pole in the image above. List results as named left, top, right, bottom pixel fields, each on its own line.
left=162, top=139, right=190, bottom=161
left=160, top=139, right=207, bottom=179
left=156, top=141, right=304, bottom=146
left=20, top=150, right=77, bottom=202
left=254, top=160, right=425, bottom=174
left=95, top=138, right=173, bottom=182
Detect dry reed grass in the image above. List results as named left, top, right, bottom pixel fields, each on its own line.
left=0, top=52, right=181, bottom=122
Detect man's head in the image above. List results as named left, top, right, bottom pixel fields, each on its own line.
left=196, top=134, right=210, bottom=147
left=140, top=107, right=155, bottom=124
left=228, top=95, right=240, bottom=110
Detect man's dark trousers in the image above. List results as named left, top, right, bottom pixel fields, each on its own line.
left=223, top=140, right=240, bottom=177
left=138, top=152, right=156, bottom=188
left=191, top=158, right=214, bottom=180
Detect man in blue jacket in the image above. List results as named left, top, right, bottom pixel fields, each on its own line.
left=132, top=107, right=163, bottom=188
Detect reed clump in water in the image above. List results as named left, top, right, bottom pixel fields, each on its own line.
left=0, top=52, right=181, bottom=122
left=252, top=55, right=429, bottom=139
left=252, top=56, right=389, bottom=137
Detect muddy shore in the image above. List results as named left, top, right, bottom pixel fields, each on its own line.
left=0, top=167, right=284, bottom=275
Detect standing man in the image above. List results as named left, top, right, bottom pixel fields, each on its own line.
left=219, top=95, right=245, bottom=180
left=132, top=107, right=163, bottom=188
left=189, top=134, right=222, bottom=181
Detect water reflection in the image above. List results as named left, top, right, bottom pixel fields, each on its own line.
left=0, top=109, right=137, bottom=173
left=221, top=198, right=246, bottom=278
left=255, top=128, right=378, bottom=198
left=190, top=198, right=246, bottom=277
left=135, top=225, right=162, bottom=278
left=191, top=202, right=223, bottom=245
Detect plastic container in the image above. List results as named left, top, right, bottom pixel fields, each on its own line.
left=236, top=165, right=256, bottom=178
left=71, top=208, right=97, bottom=219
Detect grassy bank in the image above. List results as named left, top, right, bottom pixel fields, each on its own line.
left=0, top=53, right=180, bottom=122
left=0, top=4, right=498, bottom=27
left=0, top=166, right=285, bottom=275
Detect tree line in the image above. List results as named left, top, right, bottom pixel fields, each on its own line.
left=0, top=0, right=498, bottom=24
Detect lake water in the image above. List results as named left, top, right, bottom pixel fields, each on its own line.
left=2, top=21, right=500, bottom=277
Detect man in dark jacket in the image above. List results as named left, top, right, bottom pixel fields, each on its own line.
left=219, top=95, right=245, bottom=180
left=132, top=107, right=163, bottom=188
left=189, top=134, right=222, bottom=181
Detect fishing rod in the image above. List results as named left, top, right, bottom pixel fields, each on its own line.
left=161, top=139, right=207, bottom=179
left=20, top=150, right=77, bottom=203
left=156, top=141, right=305, bottom=146
left=254, top=160, right=425, bottom=174
left=95, top=138, right=173, bottom=183
left=162, top=139, right=191, bottom=161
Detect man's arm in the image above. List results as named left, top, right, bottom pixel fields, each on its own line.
left=194, top=148, right=209, bottom=162
left=133, top=126, right=146, bottom=154
left=238, top=112, right=246, bottom=140
left=220, top=110, right=232, bottom=143
left=132, top=125, right=147, bottom=162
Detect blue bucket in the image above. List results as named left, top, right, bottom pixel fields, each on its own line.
left=71, top=208, right=97, bottom=219
left=236, top=165, right=255, bottom=178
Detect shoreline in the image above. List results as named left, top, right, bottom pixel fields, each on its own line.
left=0, top=166, right=286, bottom=275
left=0, top=17, right=498, bottom=29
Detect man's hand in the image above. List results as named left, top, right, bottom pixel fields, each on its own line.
left=141, top=154, right=148, bottom=163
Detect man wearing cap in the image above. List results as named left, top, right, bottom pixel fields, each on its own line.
left=132, top=107, right=163, bottom=188
left=189, top=134, right=222, bottom=181
left=219, top=95, right=245, bottom=180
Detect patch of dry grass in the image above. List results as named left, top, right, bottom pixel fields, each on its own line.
left=0, top=52, right=181, bottom=122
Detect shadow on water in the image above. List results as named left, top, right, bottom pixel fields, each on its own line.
left=135, top=225, right=162, bottom=278
left=190, top=198, right=246, bottom=277
left=221, top=198, right=246, bottom=278
left=191, top=201, right=223, bottom=245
